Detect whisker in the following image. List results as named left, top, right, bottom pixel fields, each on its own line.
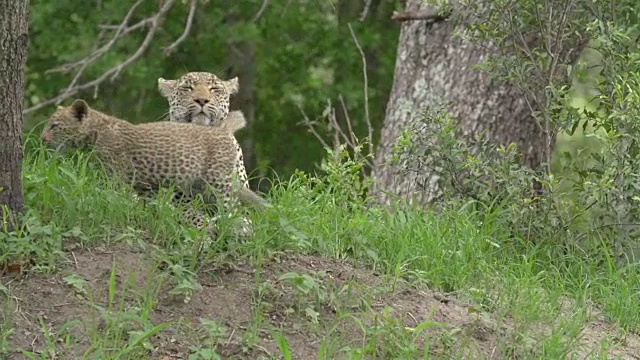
left=154, top=110, right=171, bottom=122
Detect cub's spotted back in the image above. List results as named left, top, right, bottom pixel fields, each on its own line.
left=42, top=99, right=265, bottom=236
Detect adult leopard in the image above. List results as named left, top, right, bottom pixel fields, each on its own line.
left=157, top=71, right=257, bottom=236
left=156, top=72, right=249, bottom=191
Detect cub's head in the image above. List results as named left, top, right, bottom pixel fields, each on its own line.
left=41, top=99, right=92, bottom=150
left=157, top=71, right=239, bottom=126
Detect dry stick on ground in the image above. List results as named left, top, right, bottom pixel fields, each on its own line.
left=23, top=0, right=180, bottom=115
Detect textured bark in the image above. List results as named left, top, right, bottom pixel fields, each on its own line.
left=371, top=0, right=582, bottom=206
left=0, top=0, right=29, bottom=223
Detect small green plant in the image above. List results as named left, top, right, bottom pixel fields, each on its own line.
left=278, top=271, right=327, bottom=323
left=272, top=330, right=293, bottom=360
left=187, top=318, right=228, bottom=360
left=0, top=212, right=65, bottom=273
left=62, top=273, right=89, bottom=298
left=0, top=289, right=14, bottom=358
left=166, top=263, right=203, bottom=304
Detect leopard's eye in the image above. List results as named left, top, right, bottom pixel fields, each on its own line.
left=210, top=86, right=223, bottom=93
left=180, top=85, right=194, bottom=91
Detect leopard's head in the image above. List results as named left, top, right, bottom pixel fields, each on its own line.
left=157, top=72, right=239, bottom=126
left=41, top=99, right=93, bottom=150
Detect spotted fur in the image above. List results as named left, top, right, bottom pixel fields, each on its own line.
left=157, top=72, right=249, bottom=192
left=41, top=99, right=263, bottom=237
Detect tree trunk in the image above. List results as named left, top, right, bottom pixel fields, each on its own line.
left=371, top=0, right=579, bottom=206
left=0, top=0, right=29, bottom=227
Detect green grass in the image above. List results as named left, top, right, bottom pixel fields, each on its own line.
left=1, top=132, right=639, bottom=359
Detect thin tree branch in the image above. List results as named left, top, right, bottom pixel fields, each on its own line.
left=98, top=18, right=151, bottom=33
left=359, top=0, right=373, bottom=21
left=24, top=0, right=177, bottom=115
left=163, top=0, right=197, bottom=55
left=339, top=95, right=358, bottom=151
left=48, top=0, right=146, bottom=76
left=391, top=9, right=448, bottom=23
left=347, top=23, right=374, bottom=158
left=55, top=0, right=145, bottom=101
left=329, top=99, right=358, bottom=153
left=298, top=104, right=332, bottom=151
left=252, top=0, right=270, bottom=22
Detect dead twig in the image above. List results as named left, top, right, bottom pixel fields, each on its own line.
left=47, top=0, right=146, bottom=76
left=298, top=103, right=332, bottom=152
left=98, top=17, right=151, bottom=33
left=359, top=0, right=373, bottom=21
left=347, top=23, right=374, bottom=158
left=163, top=0, right=197, bottom=55
left=50, top=0, right=146, bottom=101
left=300, top=97, right=375, bottom=173
left=299, top=22, right=376, bottom=175
left=23, top=0, right=178, bottom=115
left=339, top=95, right=358, bottom=151
left=253, top=0, right=270, bottom=22
left=391, top=9, right=448, bottom=23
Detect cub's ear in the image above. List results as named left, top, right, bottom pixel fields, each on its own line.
left=70, top=99, right=89, bottom=121
left=224, top=77, right=239, bottom=95
left=157, top=77, right=177, bottom=98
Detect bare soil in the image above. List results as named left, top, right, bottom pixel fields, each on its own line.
left=2, top=244, right=640, bottom=359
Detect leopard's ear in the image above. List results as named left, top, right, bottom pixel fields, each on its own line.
left=157, top=77, right=177, bottom=98
left=223, top=77, right=239, bottom=96
left=70, top=99, right=89, bottom=121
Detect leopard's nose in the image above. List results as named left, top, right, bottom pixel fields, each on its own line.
left=194, top=98, right=209, bottom=107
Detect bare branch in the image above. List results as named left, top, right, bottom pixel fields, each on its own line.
left=24, top=0, right=178, bottom=115
left=298, top=104, right=332, bottom=151
left=98, top=18, right=151, bottom=33
left=253, top=0, right=270, bottom=22
left=299, top=22, right=376, bottom=172
left=359, top=0, right=373, bottom=21
left=163, top=0, right=197, bottom=55
left=339, top=95, right=358, bottom=151
left=54, top=0, right=145, bottom=100
left=47, top=0, right=146, bottom=76
left=347, top=23, right=374, bottom=158
left=391, top=9, right=448, bottom=23
left=328, top=99, right=357, bottom=151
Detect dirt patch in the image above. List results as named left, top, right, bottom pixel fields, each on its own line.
left=2, top=244, right=640, bottom=359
